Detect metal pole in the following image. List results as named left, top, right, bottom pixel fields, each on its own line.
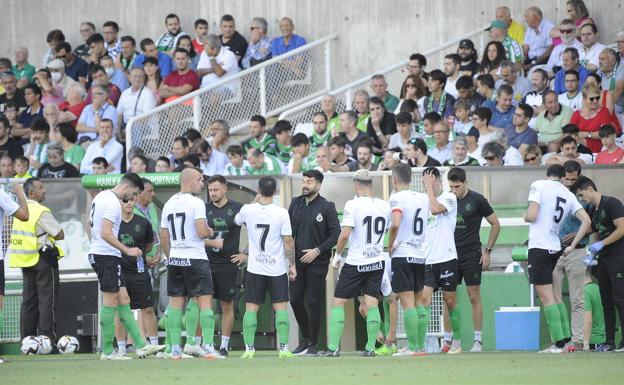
left=193, top=96, right=201, bottom=132
left=324, top=40, right=332, bottom=91
left=259, top=67, right=267, bottom=116
left=345, top=89, right=353, bottom=110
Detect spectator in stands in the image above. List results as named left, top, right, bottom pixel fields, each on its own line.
left=102, top=21, right=121, bottom=58
left=523, top=68, right=550, bottom=117
left=550, top=0, right=594, bottom=46
left=75, top=22, right=95, bottom=62
left=366, top=96, right=395, bottom=152
left=243, top=115, right=277, bottom=155
left=43, top=30, right=65, bottom=68
left=456, top=75, right=485, bottom=114
left=207, top=119, right=238, bottom=152
left=80, top=118, right=123, bottom=174
left=457, top=39, right=480, bottom=77
left=143, top=57, right=163, bottom=105
left=351, top=139, right=378, bottom=171
left=2, top=103, right=22, bottom=141
left=403, top=137, right=440, bottom=167
left=242, top=17, right=272, bottom=69
left=14, top=157, right=31, bottom=179
left=406, top=53, right=427, bottom=84
left=396, top=74, right=426, bottom=116
left=288, top=133, right=313, bottom=173
left=471, top=106, right=498, bottom=147
left=0, top=71, right=26, bottom=112
left=37, top=143, right=78, bottom=178
left=77, top=84, right=117, bottom=143
left=421, top=111, right=441, bottom=142
left=579, top=24, right=605, bottom=73
left=272, top=17, right=306, bottom=57
left=33, top=69, right=64, bottom=106
left=159, top=48, right=200, bottom=103
left=117, top=67, right=156, bottom=128
left=129, top=154, right=148, bottom=173
left=327, top=135, right=354, bottom=169
left=452, top=99, right=473, bottom=136
left=308, top=112, right=332, bottom=158
left=190, top=19, right=208, bottom=56
left=0, top=155, right=14, bottom=177
left=481, top=141, right=506, bottom=166
left=57, top=122, right=84, bottom=170
left=443, top=54, right=462, bottom=99
left=487, top=20, right=524, bottom=69
left=554, top=48, right=589, bottom=95
left=496, top=6, right=525, bottom=46
left=370, top=74, right=399, bottom=112
left=219, top=14, right=248, bottom=68
left=482, top=84, right=514, bottom=129
left=100, top=55, right=128, bottom=91
left=46, top=59, right=75, bottom=98
left=155, top=156, right=171, bottom=173
left=58, top=82, right=88, bottom=126
left=544, top=135, right=593, bottom=165
left=223, top=145, right=249, bottom=176
left=399, top=99, right=421, bottom=130
left=86, top=33, right=107, bottom=69
left=423, top=69, right=455, bottom=119
left=55, top=42, right=88, bottom=85
left=246, top=148, right=284, bottom=175
left=273, top=120, right=293, bottom=165
left=523, top=144, right=543, bottom=166
left=597, top=48, right=624, bottom=115
left=91, top=157, right=108, bottom=174
left=595, top=125, right=624, bottom=164
left=171, top=136, right=190, bottom=169
left=617, top=31, right=624, bottom=60
left=558, top=69, right=583, bottom=111
left=12, top=47, right=35, bottom=88
left=545, top=19, right=584, bottom=76
left=506, top=103, right=538, bottom=155
left=43, top=104, right=61, bottom=142
left=86, top=64, right=122, bottom=106
left=353, top=89, right=370, bottom=132
left=389, top=112, right=413, bottom=150
left=522, top=6, right=554, bottom=71
left=16, top=84, right=44, bottom=138
left=23, top=118, right=50, bottom=173
left=156, top=14, right=186, bottom=55
left=192, top=139, right=228, bottom=176
left=535, top=90, right=573, bottom=151
left=176, top=36, right=200, bottom=70
left=584, top=74, right=619, bottom=125
left=340, top=110, right=369, bottom=158
left=476, top=73, right=497, bottom=102
left=134, top=41, right=172, bottom=84
left=571, top=82, right=616, bottom=153
left=118, top=36, right=138, bottom=73
left=320, top=94, right=340, bottom=133
left=0, top=116, right=23, bottom=159
left=197, top=34, right=240, bottom=97
left=314, top=145, right=332, bottom=173
left=497, top=131, right=524, bottom=166
left=444, top=137, right=481, bottom=166
left=560, top=123, right=593, bottom=158
left=429, top=121, right=453, bottom=164
left=495, top=60, right=532, bottom=105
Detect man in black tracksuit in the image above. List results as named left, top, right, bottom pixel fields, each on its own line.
left=288, top=169, right=340, bottom=356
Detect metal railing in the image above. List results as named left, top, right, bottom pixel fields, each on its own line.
left=279, top=25, right=489, bottom=130
left=126, top=33, right=338, bottom=160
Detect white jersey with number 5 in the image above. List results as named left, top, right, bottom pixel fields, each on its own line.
left=88, top=189, right=122, bottom=257
left=235, top=202, right=292, bottom=276
left=528, top=179, right=583, bottom=251
left=389, top=190, right=430, bottom=261
left=424, top=192, right=458, bottom=264
left=342, top=196, right=391, bottom=266
left=160, top=193, right=208, bottom=260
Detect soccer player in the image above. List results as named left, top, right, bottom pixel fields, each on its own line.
left=524, top=165, right=591, bottom=353
left=582, top=268, right=606, bottom=351
left=319, top=169, right=391, bottom=357
left=0, top=183, right=28, bottom=365
left=88, top=173, right=162, bottom=360
left=421, top=167, right=462, bottom=354
left=387, top=163, right=431, bottom=356
left=234, top=176, right=296, bottom=358
left=444, top=167, right=500, bottom=352
left=572, top=176, right=624, bottom=351
left=160, top=168, right=219, bottom=360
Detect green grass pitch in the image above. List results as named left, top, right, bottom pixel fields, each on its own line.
left=1, top=351, right=622, bottom=385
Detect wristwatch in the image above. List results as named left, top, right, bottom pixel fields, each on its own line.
left=485, top=247, right=493, bottom=253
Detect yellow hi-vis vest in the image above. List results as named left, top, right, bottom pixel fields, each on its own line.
left=7, top=201, right=64, bottom=268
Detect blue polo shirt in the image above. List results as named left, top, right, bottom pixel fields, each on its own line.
left=133, top=52, right=172, bottom=78
left=482, top=100, right=514, bottom=129
left=554, top=65, right=590, bottom=95
left=504, top=125, right=538, bottom=149
left=271, top=34, right=307, bottom=57
left=65, top=57, right=89, bottom=82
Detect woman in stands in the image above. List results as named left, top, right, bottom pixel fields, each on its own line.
left=584, top=73, right=622, bottom=134
left=523, top=144, right=543, bottom=166
left=551, top=0, right=595, bottom=46
left=477, top=41, right=506, bottom=80
left=472, top=106, right=500, bottom=147
left=570, top=82, right=619, bottom=153
left=144, top=56, right=163, bottom=105
left=394, top=74, right=427, bottom=117
left=176, top=36, right=200, bottom=71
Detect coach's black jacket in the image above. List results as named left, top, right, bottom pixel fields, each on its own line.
left=288, top=194, right=341, bottom=265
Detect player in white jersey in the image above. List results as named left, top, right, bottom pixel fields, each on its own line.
left=0, top=183, right=28, bottom=365
left=421, top=167, right=463, bottom=354
left=319, top=169, right=391, bottom=357
left=234, top=176, right=296, bottom=359
left=160, top=167, right=220, bottom=360
left=387, top=163, right=431, bottom=356
left=88, top=173, right=162, bottom=360
left=524, top=164, right=591, bottom=353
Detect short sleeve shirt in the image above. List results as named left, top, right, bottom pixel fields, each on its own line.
left=160, top=193, right=208, bottom=260
left=388, top=190, right=430, bottom=261
left=424, top=192, right=458, bottom=264
left=88, top=189, right=122, bottom=257
left=590, top=195, right=624, bottom=259
left=341, top=196, right=391, bottom=266
left=0, top=190, right=19, bottom=260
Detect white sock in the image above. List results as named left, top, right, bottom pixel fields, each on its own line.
left=474, top=331, right=482, bottom=343
left=203, top=344, right=214, bottom=352
left=117, top=341, right=126, bottom=354
left=149, top=336, right=159, bottom=345
left=220, top=336, right=230, bottom=350
left=444, top=332, right=453, bottom=343
left=279, top=343, right=288, bottom=351
left=246, top=344, right=255, bottom=352
left=194, top=336, right=202, bottom=346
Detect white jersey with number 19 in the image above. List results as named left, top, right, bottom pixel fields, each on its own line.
left=341, top=196, right=391, bottom=266
left=527, top=179, right=583, bottom=251
left=160, top=193, right=209, bottom=260
left=88, top=189, right=122, bottom=257
left=389, top=190, right=431, bottom=261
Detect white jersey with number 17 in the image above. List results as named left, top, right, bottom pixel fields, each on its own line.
left=341, top=196, right=391, bottom=266
left=160, top=193, right=208, bottom=260
left=389, top=190, right=430, bottom=261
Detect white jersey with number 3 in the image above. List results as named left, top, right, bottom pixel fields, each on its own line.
left=528, top=179, right=583, bottom=251
left=342, top=196, right=391, bottom=266
left=88, top=189, right=122, bottom=257
left=160, top=193, right=208, bottom=260
left=235, top=202, right=292, bottom=276
left=424, top=192, right=458, bottom=264
left=389, top=190, right=430, bottom=261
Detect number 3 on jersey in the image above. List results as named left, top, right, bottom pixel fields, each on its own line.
left=167, top=213, right=187, bottom=240
left=363, top=216, right=386, bottom=244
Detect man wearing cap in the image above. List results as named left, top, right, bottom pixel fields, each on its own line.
left=47, top=59, right=75, bottom=98
left=458, top=39, right=480, bottom=77
left=488, top=19, right=524, bottom=71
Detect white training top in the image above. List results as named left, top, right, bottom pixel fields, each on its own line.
left=88, top=189, right=122, bottom=257
left=235, top=202, right=292, bottom=277
left=527, top=179, right=583, bottom=251
left=341, top=196, right=391, bottom=266
left=160, top=193, right=209, bottom=260
left=389, top=189, right=431, bottom=262
left=424, top=192, right=458, bottom=264
left=0, top=189, right=19, bottom=261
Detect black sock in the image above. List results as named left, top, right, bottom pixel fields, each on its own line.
left=555, top=340, right=565, bottom=348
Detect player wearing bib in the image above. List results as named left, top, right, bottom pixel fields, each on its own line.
left=0, top=184, right=28, bottom=365
left=444, top=167, right=500, bottom=353
left=524, top=165, right=590, bottom=353
left=234, top=176, right=296, bottom=359
left=319, top=169, right=391, bottom=357
left=386, top=163, right=431, bottom=356
left=88, top=173, right=162, bottom=360
left=160, top=168, right=219, bottom=360
left=421, top=167, right=463, bottom=354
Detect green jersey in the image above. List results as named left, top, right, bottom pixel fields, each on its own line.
left=247, top=154, right=283, bottom=175
left=356, top=113, right=370, bottom=133
left=224, top=162, right=248, bottom=176
left=584, top=282, right=606, bottom=344
left=310, top=129, right=331, bottom=148
left=287, top=155, right=314, bottom=173
left=502, top=35, right=524, bottom=63
left=327, top=114, right=340, bottom=134
left=244, top=133, right=278, bottom=157
left=64, top=144, right=85, bottom=167
left=274, top=142, right=292, bottom=164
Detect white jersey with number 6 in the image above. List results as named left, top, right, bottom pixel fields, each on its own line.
left=235, top=202, right=292, bottom=276
left=527, top=179, right=583, bottom=251
left=424, top=192, right=458, bottom=264
left=88, top=189, right=122, bottom=257
left=341, top=196, right=391, bottom=266
left=160, top=193, right=208, bottom=260
left=389, top=190, right=430, bottom=261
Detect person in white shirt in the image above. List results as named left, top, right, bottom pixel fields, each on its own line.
left=428, top=121, right=454, bottom=164
left=80, top=119, right=123, bottom=174
left=579, top=24, right=606, bottom=73
left=443, top=54, right=461, bottom=99
left=88, top=173, right=162, bottom=360
left=544, top=136, right=593, bottom=166
left=192, top=140, right=228, bottom=176
left=558, top=69, right=583, bottom=111
left=545, top=19, right=584, bottom=76
left=234, top=176, right=296, bottom=358
left=117, top=67, right=156, bottom=128
left=387, top=163, right=431, bottom=356
left=524, top=164, right=591, bottom=353
left=160, top=167, right=220, bottom=360
left=319, top=169, right=391, bottom=357
left=196, top=34, right=240, bottom=97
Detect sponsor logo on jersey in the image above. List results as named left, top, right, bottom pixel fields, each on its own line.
left=120, top=233, right=134, bottom=246
left=212, top=217, right=227, bottom=230
left=168, top=257, right=191, bottom=266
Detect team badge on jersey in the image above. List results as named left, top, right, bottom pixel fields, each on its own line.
left=227, top=209, right=234, bottom=216
left=316, top=213, right=323, bottom=222
left=465, top=203, right=472, bottom=212
left=135, top=224, right=141, bottom=232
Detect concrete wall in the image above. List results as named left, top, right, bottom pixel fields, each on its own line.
left=2, top=0, right=622, bottom=86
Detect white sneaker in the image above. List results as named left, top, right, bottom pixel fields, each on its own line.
left=392, top=349, right=417, bottom=357
left=538, top=345, right=563, bottom=353
left=202, top=345, right=225, bottom=360
left=101, top=352, right=132, bottom=360
left=448, top=342, right=462, bottom=355
left=469, top=341, right=482, bottom=352
left=183, top=344, right=206, bottom=357
left=136, top=343, right=165, bottom=358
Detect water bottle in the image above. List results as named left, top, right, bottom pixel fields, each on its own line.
left=584, top=247, right=598, bottom=267
left=212, top=231, right=223, bottom=252
left=137, top=257, right=145, bottom=273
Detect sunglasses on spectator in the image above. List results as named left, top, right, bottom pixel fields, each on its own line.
left=525, top=156, right=537, bottom=162
left=560, top=29, right=574, bottom=34
left=588, top=96, right=600, bottom=102
left=484, top=156, right=497, bottom=161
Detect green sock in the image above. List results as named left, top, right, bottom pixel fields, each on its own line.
left=327, top=306, right=345, bottom=351
left=417, top=306, right=430, bottom=350
left=382, top=299, right=390, bottom=337
left=100, top=306, right=116, bottom=355
left=449, top=306, right=461, bottom=341
left=167, top=307, right=183, bottom=347
left=117, top=304, right=146, bottom=349
left=557, top=303, right=571, bottom=339
left=185, top=300, right=199, bottom=345
left=275, top=310, right=290, bottom=347
left=403, top=307, right=419, bottom=352
left=243, top=311, right=257, bottom=347
left=366, top=306, right=381, bottom=352
left=544, top=304, right=564, bottom=343
left=199, top=308, right=215, bottom=346
left=0, top=308, right=4, bottom=333
left=164, top=311, right=171, bottom=354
